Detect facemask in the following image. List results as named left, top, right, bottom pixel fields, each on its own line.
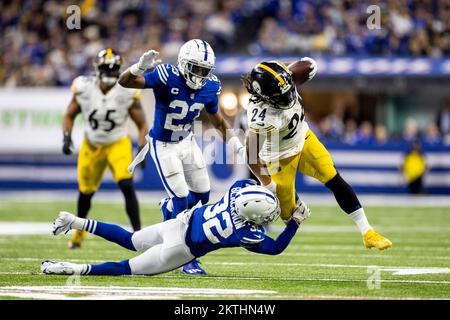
left=101, top=76, right=118, bottom=86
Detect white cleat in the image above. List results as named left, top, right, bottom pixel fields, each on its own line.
left=41, top=260, right=77, bottom=275
left=52, top=211, right=76, bottom=235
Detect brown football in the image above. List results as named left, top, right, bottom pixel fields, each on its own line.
left=287, top=60, right=312, bottom=85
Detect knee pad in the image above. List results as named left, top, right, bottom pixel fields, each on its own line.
left=188, top=191, right=210, bottom=208
left=165, top=173, right=190, bottom=198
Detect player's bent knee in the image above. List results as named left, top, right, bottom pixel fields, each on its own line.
left=166, top=174, right=190, bottom=198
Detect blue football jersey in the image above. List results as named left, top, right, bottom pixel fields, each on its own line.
left=144, top=64, right=221, bottom=142
left=185, top=179, right=270, bottom=257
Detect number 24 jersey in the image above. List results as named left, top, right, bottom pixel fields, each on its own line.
left=247, top=98, right=309, bottom=163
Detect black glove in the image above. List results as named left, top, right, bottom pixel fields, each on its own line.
left=62, top=132, right=73, bottom=155
left=137, top=144, right=146, bottom=168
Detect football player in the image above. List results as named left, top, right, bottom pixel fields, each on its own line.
left=41, top=179, right=310, bottom=276
left=62, top=48, right=149, bottom=249
left=118, top=39, right=245, bottom=274
left=242, top=59, right=392, bottom=250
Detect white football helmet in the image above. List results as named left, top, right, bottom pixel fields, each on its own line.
left=177, top=39, right=215, bottom=90
left=235, top=185, right=281, bottom=225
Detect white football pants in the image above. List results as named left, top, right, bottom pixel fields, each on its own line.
left=128, top=211, right=195, bottom=275
left=149, top=134, right=210, bottom=198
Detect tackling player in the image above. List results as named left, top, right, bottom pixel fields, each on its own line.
left=242, top=59, right=392, bottom=250
left=41, top=179, right=310, bottom=276
left=62, top=49, right=148, bottom=249
left=118, top=39, right=245, bottom=274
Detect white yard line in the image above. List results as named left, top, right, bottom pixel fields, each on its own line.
left=0, top=286, right=447, bottom=300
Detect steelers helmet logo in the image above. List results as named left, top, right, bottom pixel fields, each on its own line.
left=252, top=81, right=261, bottom=94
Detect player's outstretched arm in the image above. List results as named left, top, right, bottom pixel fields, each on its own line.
left=62, top=95, right=81, bottom=155
left=245, top=219, right=299, bottom=255
left=118, top=50, right=162, bottom=89
left=244, top=201, right=311, bottom=255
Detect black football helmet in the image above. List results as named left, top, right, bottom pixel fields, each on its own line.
left=93, top=48, right=122, bottom=85
left=242, top=61, right=297, bottom=110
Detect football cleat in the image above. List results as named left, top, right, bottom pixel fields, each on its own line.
left=41, top=260, right=77, bottom=275
left=52, top=211, right=76, bottom=235
left=159, top=197, right=173, bottom=221
left=68, top=230, right=88, bottom=249
left=363, top=229, right=393, bottom=250
left=182, top=259, right=207, bottom=275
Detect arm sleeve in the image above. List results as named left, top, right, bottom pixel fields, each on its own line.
left=143, top=64, right=168, bottom=88
left=244, top=219, right=299, bottom=255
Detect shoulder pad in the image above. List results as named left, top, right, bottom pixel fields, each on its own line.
left=206, top=75, right=221, bottom=95
left=153, top=64, right=173, bottom=85
left=71, top=76, right=94, bottom=95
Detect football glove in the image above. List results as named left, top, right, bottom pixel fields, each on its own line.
left=291, top=200, right=311, bottom=225
left=300, top=57, right=317, bottom=80
left=62, top=132, right=73, bottom=155
left=130, top=50, right=162, bottom=76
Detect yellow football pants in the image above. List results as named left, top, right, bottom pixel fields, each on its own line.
left=77, top=136, right=133, bottom=194
left=266, top=129, right=337, bottom=220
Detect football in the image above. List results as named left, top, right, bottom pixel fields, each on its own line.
left=287, top=59, right=312, bottom=85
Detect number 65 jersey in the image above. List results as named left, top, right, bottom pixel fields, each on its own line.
left=247, top=98, right=309, bottom=163
left=71, top=76, right=141, bottom=146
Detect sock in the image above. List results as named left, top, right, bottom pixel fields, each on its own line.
left=78, top=219, right=136, bottom=251
left=77, top=192, right=94, bottom=219
left=171, top=196, right=188, bottom=219
left=118, top=179, right=141, bottom=231
left=82, top=260, right=132, bottom=276
left=349, top=208, right=373, bottom=235
left=187, top=191, right=210, bottom=208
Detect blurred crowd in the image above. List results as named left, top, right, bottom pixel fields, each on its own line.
left=1, top=0, right=450, bottom=87
left=308, top=100, right=450, bottom=147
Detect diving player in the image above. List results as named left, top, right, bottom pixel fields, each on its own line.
left=242, top=59, right=392, bottom=250
left=41, top=180, right=310, bottom=276
left=62, top=48, right=148, bottom=249
left=118, top=39, right=245, bottom=274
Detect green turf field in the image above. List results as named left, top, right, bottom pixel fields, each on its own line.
left=0, top=200, right=449, bottom=300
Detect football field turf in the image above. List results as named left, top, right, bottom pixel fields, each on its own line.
left=0, top=200, right=449, bottom=300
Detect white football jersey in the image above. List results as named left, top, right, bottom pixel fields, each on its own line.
left=71, top=76, right=141, bottom=146
left=247, top=97, right=309, bottom=163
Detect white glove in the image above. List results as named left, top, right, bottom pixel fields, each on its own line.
left=291, top=200, right=311, bottom=225
left=300, top=57, right=317, bottom=80
left=263, top=180, right=277, bottom=194
left=130, top=50, right=162, bottom=76
left=228, top=136, right=246, bottom=161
